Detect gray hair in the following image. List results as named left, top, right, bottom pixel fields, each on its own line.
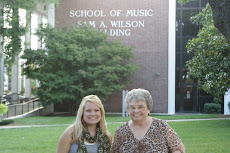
left=125, top=88, right=153, bottom=110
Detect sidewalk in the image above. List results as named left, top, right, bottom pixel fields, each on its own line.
left=0, top=124, right=71, bottom=129
left=0, top=118, right=229, bottom=129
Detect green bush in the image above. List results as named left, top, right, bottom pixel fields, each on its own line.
left=204, top=103, right=221, bottom=114
left=0, top=119, right=14, bottom=126
left=0, top=103, right=8, bottom=114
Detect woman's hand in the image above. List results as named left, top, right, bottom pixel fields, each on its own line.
left=171, top=142, right=185, bottom=153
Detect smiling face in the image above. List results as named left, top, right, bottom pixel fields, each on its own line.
left=83, top=102, right=102, bottom=126
left=128, top=100, right=150, bottom=122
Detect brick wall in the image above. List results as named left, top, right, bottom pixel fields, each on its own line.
left=55, top=0, right=169, bottom=113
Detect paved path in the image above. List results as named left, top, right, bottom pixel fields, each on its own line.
left=0, top=124, right=71, bottom=129
left=0, top=118, right=229, bottom=129
left=165, top=117, right=230, bottom=122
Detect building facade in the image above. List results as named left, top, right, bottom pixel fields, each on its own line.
left=2, top=0, right=216, bottom=114
left=55, top=0, right=221, bottom=114
left=1, top=0, right=229, bottom=114
left=55, top=0, right=174, bottom=113
left=2, top=0, right=229, bottom=115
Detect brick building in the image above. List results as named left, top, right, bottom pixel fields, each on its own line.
left=55, top=0, right=216, bottom=114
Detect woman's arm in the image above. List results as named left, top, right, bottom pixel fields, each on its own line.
left=56, top=125, right=74, bottom=153
left=163, top=120, right=185, bottom=153
left=111, top=128, right=122, bottom=153
left=171, top=142, right=185, bottom=153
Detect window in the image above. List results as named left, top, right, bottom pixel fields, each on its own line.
left=175, top=0, right=208, bottom=113
left=182, top=9, right=199, bottom=37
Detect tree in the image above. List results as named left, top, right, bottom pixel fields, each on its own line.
left=0, top=0, right=34, bottom=70
left=178, top=0, right=230, bottom=46
left=0, top=0, right=58, bottom=103
left=186, top=4, right=230, bottom=103
left=0, top=0, right=58, bottom=72
left=21, top=25, right=137, bottom=113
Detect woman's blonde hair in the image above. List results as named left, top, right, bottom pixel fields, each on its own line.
left=74, top=95, right=108, bottom=142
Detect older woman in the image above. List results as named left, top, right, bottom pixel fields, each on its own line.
left=57, top=95, right=112, bottom=153
left=111, top=88, right=185, bottom=153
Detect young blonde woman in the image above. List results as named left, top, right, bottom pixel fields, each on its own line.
left=57, top=95, right=112, bottom=153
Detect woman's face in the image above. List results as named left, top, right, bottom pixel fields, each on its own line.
left=83, top=102, right=102, bottom=126
left=128, top=100, right=150, bottom=121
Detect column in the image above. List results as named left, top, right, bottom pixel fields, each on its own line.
left=224, top=90, right=230, bottom=115
left=48, top=3, right=55, bottom=27
left=168, top=0, right=176, bottom=114
left=24, top=16, right=31, bottom=100
left=11, top=57, right=19, bottom=104
left=0, top=3, right=4, bottom=102
left=0, top=34, right=4, bottom=102
left=46, top=2, right=55, bottom=113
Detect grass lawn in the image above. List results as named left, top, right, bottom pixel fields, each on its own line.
left=0, top=114, right=229, bottom=153
left=169, top=120, right=230, bottom=153
left=3, top=113, right=222, bottom=125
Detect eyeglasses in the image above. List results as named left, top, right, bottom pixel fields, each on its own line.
left=128, top=106, right=146, bottom=111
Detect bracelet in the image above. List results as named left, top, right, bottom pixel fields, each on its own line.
left=177, top=149, right=184, bottom=153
